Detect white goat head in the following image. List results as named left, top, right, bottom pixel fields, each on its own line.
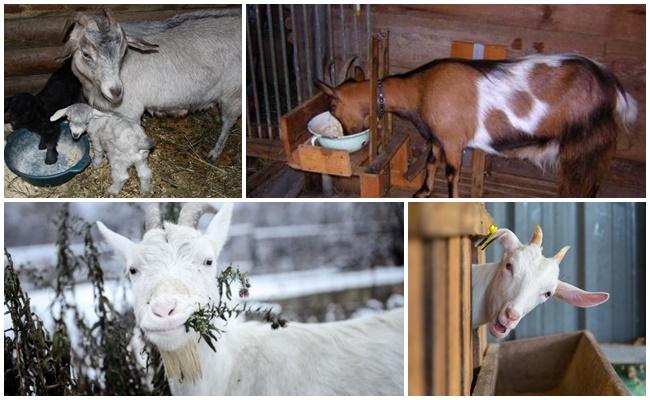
left=484, top=225, right=609, bottom=338
left=96, top=203, right=232, bottom=377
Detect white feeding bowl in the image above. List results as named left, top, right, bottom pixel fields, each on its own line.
left=307, top=111, right=369, bottom=153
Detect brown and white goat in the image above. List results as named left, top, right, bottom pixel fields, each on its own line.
left=316, top=54, right=638, bottom=197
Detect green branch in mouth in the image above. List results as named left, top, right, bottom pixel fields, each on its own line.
left=184, top=264, right=287, bottom=353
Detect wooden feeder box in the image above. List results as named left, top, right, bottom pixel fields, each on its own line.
left=280, top=30, right=425, bottom=197
left=473, top=330, right=629, bottom=395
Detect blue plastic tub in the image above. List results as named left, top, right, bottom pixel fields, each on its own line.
left=4, top=123, right=91, bottom=187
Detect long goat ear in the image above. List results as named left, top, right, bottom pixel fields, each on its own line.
left=96, top=221, right=135, bottom=261
left=50, top=106, right=70, bottom=122
left=494, top=228, right=522, bottom=251
left=554, top=281, right=609, bottom=307
left=352, top=65, right=365, bottom=82
left=205, top=203, right=234, bottom=258
left=126, top=32, right=159, bottom=53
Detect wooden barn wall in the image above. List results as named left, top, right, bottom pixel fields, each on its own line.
left=331, top=4, right=646, bottom=162
left=485, top=202, right=645, bottom=343
left=4, top=4, right=238, bottom=96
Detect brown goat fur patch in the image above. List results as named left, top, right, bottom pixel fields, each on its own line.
left=510, top=90, right=533, bottom=118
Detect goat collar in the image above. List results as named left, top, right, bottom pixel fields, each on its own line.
left=377, top=79, right=385, bottom=119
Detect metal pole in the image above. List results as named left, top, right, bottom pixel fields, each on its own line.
left=302, top=5, right=313, bottom=97
left=278, top=5, right=292, bottom=111
left=339, top=4, right=347, bottom=67
left=266, top=5, right=282, bottom=131
left=314, top=5, right=323, bottom=81
left=327, top=5, right=334, bottom=79
left=290, top=5, right=302, bottom=104
left=245, top=8, right=263, bottom=139
left=254, top=5, right=272, bottom=139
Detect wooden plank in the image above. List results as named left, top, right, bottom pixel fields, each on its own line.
left=246, top=137, right=286, bottom=161
left=470, top=151, right=487, bottom=197
left=460, top=237, right=472, bottom=395
left=447, top=237, right=462, bottom=395
left=431, top=239, right=448, bottom=395
left=4, top=73, right=49, bottom=96
left=360, top=169, right=389, bottom=197
left=472, top=344, right=500, bottom=395
left=296, top=144, right=353, bottom=177
left=280, top=92, right=330, bottom=164
left=408, top=239, right=426, bottom=395
left=409, top=203, right=493, bottom=237
left=366, top=130, right=409, bottom=174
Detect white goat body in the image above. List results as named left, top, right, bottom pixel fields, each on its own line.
left=170, top=309, right=404, bottom=395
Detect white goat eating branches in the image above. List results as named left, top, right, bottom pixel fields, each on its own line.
left=472, top=225, right=609, bottom=338
left=96, top=203, right=404, bottom=395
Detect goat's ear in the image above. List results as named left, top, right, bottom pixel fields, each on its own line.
left=553, top=245, right=570, bottom=264
left=96, top=221, right=135, bottom=261
left=529, top=225, right=543, bottom=246
left=493, top=228, right=522, bottom=251
left=554, top=281, right=609, bottom=307
left=352, top=66, right=365, bottom=82
left=50, top=107, right=69, bottom=122
left=92, top=109, right=110, bottom=118
left=315, top=80, right=338, bottom=99
left=126, top=33, right=159, bottom=53
left=205, top=203, right=234, bottom=257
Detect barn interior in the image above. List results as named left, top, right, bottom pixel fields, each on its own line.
left=246, top=5, right=645, bottom=198
left=4, top=4, right=242, bottom=198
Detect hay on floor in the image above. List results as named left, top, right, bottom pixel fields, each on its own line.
left=4, top=108, right=242, bottom=198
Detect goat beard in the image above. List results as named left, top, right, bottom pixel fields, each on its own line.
left=159, top=340, right=202, bottom=382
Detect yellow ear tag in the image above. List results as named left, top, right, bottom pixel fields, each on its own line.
left=476, top=224, right=499, bottom=250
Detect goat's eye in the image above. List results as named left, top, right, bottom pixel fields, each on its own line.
left=128, top=267, right=138, bottom=275
left=81, top=51, right=92, bottom=60
left=544, top=291, right=552, bottom=298
left=505, top=262, right=513, bottom=272
left=204, top=259, right=213, bottom=267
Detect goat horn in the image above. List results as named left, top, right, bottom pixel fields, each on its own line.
left=178, top=203, right=216, bottom=227
left=338, top=56, right=358, bottom=85
left=530, top=225, right=543, bottom=246
left=104, top=7, right=118, bottom=27
left=553, top=245, right=571, bottom=264
left=144, top=204, right=162, bottom=231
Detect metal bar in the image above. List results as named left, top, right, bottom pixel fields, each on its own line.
left=314, top=5, right=323, bottom=81
left=290, top=5, right=302, bottom=104
left=266, top=5, right=282, bottom=131
left=327, top=4, right=334, bottom=79
left=254, top=5, right=272, bottom=139
left=352, top=5, right=360, bottom=59
left=245, top=7, right=263, bottom=139
left=278, top=5, right=292, bottom=111
left=302, top=5, right=313, bottom=97
left=339, top=4, right=347, bottom=66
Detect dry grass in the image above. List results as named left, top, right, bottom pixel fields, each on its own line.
left=5, top=108, right=242, bottom=198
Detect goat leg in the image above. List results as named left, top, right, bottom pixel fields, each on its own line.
left=444, top=147, right=462, bottom=198
left=414, top=143, right=443, bottom=198
left=208, top=101, right=240, bottom=162
left=135, top=157, right=152, bottom=194
left=106, top=164, right=129, bottom=195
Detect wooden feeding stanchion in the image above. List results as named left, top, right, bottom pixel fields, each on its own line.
left=408, top=202, right=492, bottom=395
left=279, top=30, right=425, bottom=197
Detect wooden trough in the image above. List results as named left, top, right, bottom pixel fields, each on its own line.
left=474, top=331, right=628, bottom=395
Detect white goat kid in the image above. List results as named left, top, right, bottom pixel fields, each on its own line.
left=472, top=225, right=609, bottom=338
left=96, top=203, right=404, bottom=395
left=51, top=103, right=153, bottom=194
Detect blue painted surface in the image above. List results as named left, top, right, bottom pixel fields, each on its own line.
left=485, top=203, right=645, bottom=343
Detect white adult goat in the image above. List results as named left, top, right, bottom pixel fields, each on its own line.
left=97, top=203, right=404, bottom=395
left=472, top=225, right=609, bottom=338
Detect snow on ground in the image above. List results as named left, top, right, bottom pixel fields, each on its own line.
left=5, top=266, right=404, bottom=336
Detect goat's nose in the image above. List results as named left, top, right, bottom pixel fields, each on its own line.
left=151, top=299, right=177, bottom=318
left=110, top=86, right=122, bottom=99
left=506, top=307, right=521, bottom=322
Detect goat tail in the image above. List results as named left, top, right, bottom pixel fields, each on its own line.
left=615, top=89, right=638, bottom=133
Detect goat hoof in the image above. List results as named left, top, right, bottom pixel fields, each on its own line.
left=44, top=154, right=58, bottom=165
left=207, top=150, right=220, bottom=162
left=413, top=190, right=432, bottom=198
left=38, top=142, right=47, bottom=150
